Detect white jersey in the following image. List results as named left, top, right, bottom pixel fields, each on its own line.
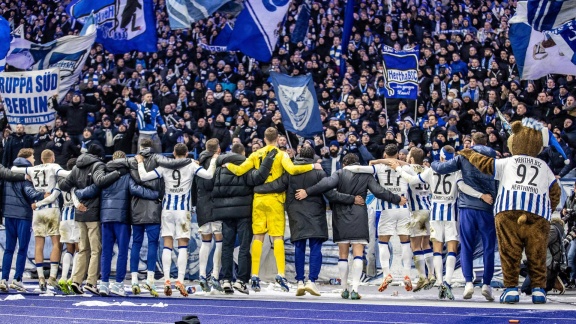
left=61, top=190, right=76, bottom=221
left=415, top=168, right=460, bottom=221
left=14, top=163, right=65, bottom=209
left=373, top=164, right=413, bottom=210
left=493, top=156, right=556, bottom=220
left=406, top=164, right=431, bottom=212
left=139, top=158, right=216, bottom=212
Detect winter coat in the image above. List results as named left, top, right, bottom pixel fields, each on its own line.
left=2, top=158, right=44, bottom=220
left=538, top=143, right=573, bottom=177
left=75, top=159, right=158, bottom=223
left=2, top=133, right=34, bottom=168
left=128, top=150, right=189, bottom=225
left=192, top=150, right=216, bottom=227
left=211, top=121, right=231, bottom=152
left=52, top=98, right=101, bottom=136
left=305, top=166, right=401, bottom=242
left=211, top=151, right=275, bottom=221
left=431, top=145, right=497, bottom=212
left=254, top=157, right=356, bottom=242
left=58, top=153, right=121, bottom=222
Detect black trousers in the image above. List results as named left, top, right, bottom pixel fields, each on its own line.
left=221, top=217, right=253, bottom=283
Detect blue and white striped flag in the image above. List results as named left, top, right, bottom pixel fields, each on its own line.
left=510, top=1, right=576, bottom=79
left=0, top=17, right=10, bottom=72
left=227, top=0, right=291, bottom=62
left=270, top=72, right=323, bottom=138
left=166, top=0, right=237, bottom=29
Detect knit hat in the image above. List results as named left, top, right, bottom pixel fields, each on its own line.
left=347, top=131, right=359, bottom=138
left=329, top=140, right=340, bottom=148
left=403, top=116, right=415, bottom=126
left=304, top=139, right=315, bottom=149
left=447, top=125, right=459, bottom=134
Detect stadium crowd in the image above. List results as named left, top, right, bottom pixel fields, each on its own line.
left=0, top=0, right=575, bottom=302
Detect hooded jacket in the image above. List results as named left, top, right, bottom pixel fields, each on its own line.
left=75, top=159, right=159, bottom=223
left=2, top=158, right=43, bottom=220
left=304, top=166, right=401, bottom=242
left=431, top=145, right=497, bottom=212
left=211, top=151, right=275, bottom=220
left=58, top=153, right=121, bottom=222
left=254, top=157, right=356, bottom=242
left=193, top=150, right=216, bottom=227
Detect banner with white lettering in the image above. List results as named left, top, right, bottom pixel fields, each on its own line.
left=0, top=68, right=59, bottom=134
left=381, top=45, right=420, bottom=99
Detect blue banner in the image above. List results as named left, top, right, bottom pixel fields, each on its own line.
left=67, top=0, right=157, bottom=54
left=166, top=0, right=237, bottom=30
left=0, top=17, right=10, bottom=73
left=227, top=0, right=291, bottom=62
left=270, top=72, right=323, bottom=138
left=199, top=23, right=233, bottom=52
left=292, top=0, right=311, bottom=43
left=381, top=45, right=420, bottom=99
left=340, top=0, right=354, bottom=77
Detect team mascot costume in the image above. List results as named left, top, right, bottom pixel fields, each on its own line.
left=458, top=118, right=562, bottom=304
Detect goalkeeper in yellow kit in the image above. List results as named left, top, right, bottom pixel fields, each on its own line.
left=224, top=127, right=319, bottom=292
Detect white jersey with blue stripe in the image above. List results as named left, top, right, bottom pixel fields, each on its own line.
left=406, top=164, right=431, bottom=212
left=493, top=156, right=556, bottom=221
left=372, top=164, right=413, bottom=210
left=22, top=163, right=63, bottom=209
left=417, top=168, right=460, bottom=221
left=61, top=191, right=76, bottom=221
left=157, top=162, right=212, bottom=211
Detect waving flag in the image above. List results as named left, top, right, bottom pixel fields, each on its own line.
left=67, top=0, right=157, bottom=54
left=227, top=0, right=291, bottom=62
left=0, top=17, right=10, bottom=72
left=200, top=23, right=233, bottom=52
left=510, top=1, right=576, bottom=79
left=166, top=0, right=239, bottom=29
left=340, top=0, right=355, bottom=77
left=6, top=16, right=97, bottom=102
left=381, top=46, right=420, bottom=99
left=292, top=0, right=311, bottom=43
left=270, top=72, right=323, bottom=137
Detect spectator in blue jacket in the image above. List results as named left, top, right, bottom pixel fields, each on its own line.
left=450, top=53, right=468, bottom=78
left=123, top=88, right=167, bottom=154
left=76, top=151, right=159, bottom=297
left=0, top=149, right=45, bottom=292
left=431, top=132, right=497, bottom=301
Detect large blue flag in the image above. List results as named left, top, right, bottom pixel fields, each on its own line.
left=166, top=0, right=239, bottom=30
left=0, top=17, right=10, bottom=72
left=270, top=72, right=323, bottom=137
left=292, top=0, right=311, bottom=43
left=67, top=0, right=157, bottom=54
left=227, top=0, right=291, bottom=62
left=340, top=0, right=355, bottom=77
left=510, top=1, right=576, bottom=79
left=381, top=46, right=419, bottom=99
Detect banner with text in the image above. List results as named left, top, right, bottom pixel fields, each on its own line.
left=381, top=46, right=419, bottom=99
left=0, top=68, right=59, bottom=134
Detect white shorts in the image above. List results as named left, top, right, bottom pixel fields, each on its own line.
left=161, top=210, right=192, bottom=240
left=430, top=220, right=459, bottom=243
left=335, top=240, right=368, bottom=245
left=59, top=219, right=80, bottom=243
left=198, top=221, right=222, bottom=235
left=32, top=208, right=60, bottom=237
left=410, top=210, right=431, bottom=237
left=378, top=209, right=411, bottom=236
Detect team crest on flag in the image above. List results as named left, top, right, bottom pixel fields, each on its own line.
left=381, top=46, right=420, bottom=99
left=270, top=72, right=323, bottom=137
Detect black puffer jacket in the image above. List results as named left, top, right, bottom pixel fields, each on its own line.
left=254, top=157, right=356, bottom=242
left=128, top=149, right=190, bottom=225
left=305, top=165, right=401, bottom=242
left=193, top=150, right=216, bottom=227
left=59, top=153, right=121, bottom=222
left=211, top=150, right=276, bottom=220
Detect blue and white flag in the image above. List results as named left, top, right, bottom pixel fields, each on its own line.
left=227, top=0, right=291, bottom=62
left=200, top=23, right=233, bottom=52
left=340, top=0, right=355, bottom=77
left=510, top=1, right=576, bottom=79
left=381, top=46, right=420, bottom=99
left=6, top=16, right=97, bottom=102
left=270, top=72, right=323, bottom=138
left=67, top=0, right=157, bottom=54
left=292, top=0, right=311, bottom=43
left=0, top=17, right=11, bottom=72
left=166, top=0, right=237, bottom=29
left=527, top=0, right=576, bottom=31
